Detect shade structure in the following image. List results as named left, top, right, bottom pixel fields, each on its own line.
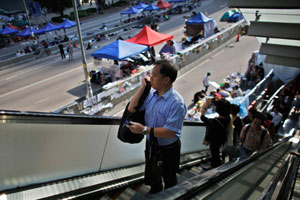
left=16, top=26, right=40, bottom=37
left=57, top=19, right=76, bottom=29
left=186, top=12, right=216, bottom=38
left=134, top=2, right=149, bottom=9
left=121, top=7, right=142, bottom=15
left=156, top=0, right=172, bottom=9
left=0, top=26, right=19, bottom=35
left=91, top=40, right=149, bottom=60
left=186, top=12, right=213, bottom=25
left=126, top=25, right=174, bottom=47
left=8, top=24, right=19, bottom=29
left=37, top=22, right=60, bottom=34
left=143, top=4, right=160, bottom=11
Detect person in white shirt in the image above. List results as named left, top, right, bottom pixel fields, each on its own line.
left=203, top=72, right=211, bottom=94
left=270, top=107, right=283, bottom=132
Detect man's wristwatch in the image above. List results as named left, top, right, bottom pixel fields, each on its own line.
left=141, top=126, right=147, bottom=135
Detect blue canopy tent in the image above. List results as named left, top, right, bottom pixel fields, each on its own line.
left=37, top=22, right=60, bottom=34
left=57, top=19, right=76, bottom=29
left=133, top=2, right=149, bottom=9
left=0, top=26, right=19, bottom=35
left=16, top=26, right=40, bottom=37
left=186, top=12, right=216, bottom=38
left=143, top=4, right=160, bottom=11
left=91, top=40, right=149, bottom=60
left=121, top=7, right=143, bottom=15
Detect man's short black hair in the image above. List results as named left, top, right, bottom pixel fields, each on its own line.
left=154, top=60, right=177, bottom=83
left=254, top=111, right=265, bottom=122
left=207, top=72, right=211, bottom=76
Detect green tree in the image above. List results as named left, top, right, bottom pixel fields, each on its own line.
left=96, top=0, right=106, bottom=13
left=36, top=0, right=73, bottom=17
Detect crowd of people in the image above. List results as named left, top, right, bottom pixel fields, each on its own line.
left=186, top=69, right=300, bottom=170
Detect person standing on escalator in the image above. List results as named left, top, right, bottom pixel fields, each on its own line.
left=127, top=60, right=187, bottom=194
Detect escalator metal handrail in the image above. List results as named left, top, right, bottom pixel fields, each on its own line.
left=147, top=137, right=292, bottom=200
left=259, top=151, right=300, bottom=200
left=260, top=85, right=285, bottom=113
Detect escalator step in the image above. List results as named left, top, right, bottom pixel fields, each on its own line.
left=177, top=173, right=189, bottom=183
left=135, top=184, right=151, bottom=196
left=115, top=188, right=143, bottom=200
left=190, top=166, right=203, bottom=174
left=181, top=169, right=198, bottom=179
left=99, top=194, right=113, bottom=200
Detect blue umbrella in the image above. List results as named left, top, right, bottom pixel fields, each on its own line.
left=121, top=7, right=143, bottom=15
left=91, top=40, right=149, bottom=60
left=16, top=26, right=39, bottom=37
left=57, top=19, right=77, bottom=29
left=0, top=26, right=19, bottom=35
left=37, top=22, right=60, bottom=34
left=134, top=2, right=149, bottom=9
left=143, top=4, right=160, bottom=11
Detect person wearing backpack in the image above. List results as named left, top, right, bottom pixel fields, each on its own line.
left=240, top=112, right=272, bottom=156
left=201, top=98, right=231, bottom=168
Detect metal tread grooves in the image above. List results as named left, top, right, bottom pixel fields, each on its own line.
left=4, top=165, right=145, bottom=200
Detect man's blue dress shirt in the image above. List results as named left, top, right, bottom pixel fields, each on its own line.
left=141, top=87, right=187, bottom=146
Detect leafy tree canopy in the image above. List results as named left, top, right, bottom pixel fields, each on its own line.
left=36, top=0, right=73, bottom=17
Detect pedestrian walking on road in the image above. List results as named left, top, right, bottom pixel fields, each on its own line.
left=43, top=41, right=51, bottom=56
left=67, top=42, right=73, bottom=60
left=58, top=43, right=66, bottom=59
left=203, top=72, right=211, bottom=94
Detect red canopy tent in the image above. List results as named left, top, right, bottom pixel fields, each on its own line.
left=8, top=24, right=19, bottom=29
left=156, top=0, right=172, bottom=9
left=126, top=25, right=173, bottom=47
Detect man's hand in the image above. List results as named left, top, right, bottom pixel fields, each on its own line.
left=142, top=76, right=150, bottom=87
left=126, top=121, right=144, bottom=134
left=203, top=139, right=209, bottom=146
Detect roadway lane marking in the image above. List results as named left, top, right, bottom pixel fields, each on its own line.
left=4, top=60, right=61, bottom=81
left=0, top=66, right=82, bottom=99
left=34, top=97, right=49, bottom=104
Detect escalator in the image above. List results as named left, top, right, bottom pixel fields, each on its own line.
left=1, top=109, right=299, bottom=200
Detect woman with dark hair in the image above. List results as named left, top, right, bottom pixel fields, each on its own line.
left=201, top=99, right=231, bottom=168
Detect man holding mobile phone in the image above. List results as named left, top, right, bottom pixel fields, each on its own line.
left=127, top=60, right=186, bottom=194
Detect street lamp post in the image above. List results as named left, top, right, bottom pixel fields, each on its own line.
left=21, top=0, right=34, bottom=37
left=71, top=0, right=94, bottom=99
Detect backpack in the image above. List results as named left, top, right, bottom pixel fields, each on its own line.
left=117, top=81, right=151, bottom=143
left=241, top=124, right=267, bottom=146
